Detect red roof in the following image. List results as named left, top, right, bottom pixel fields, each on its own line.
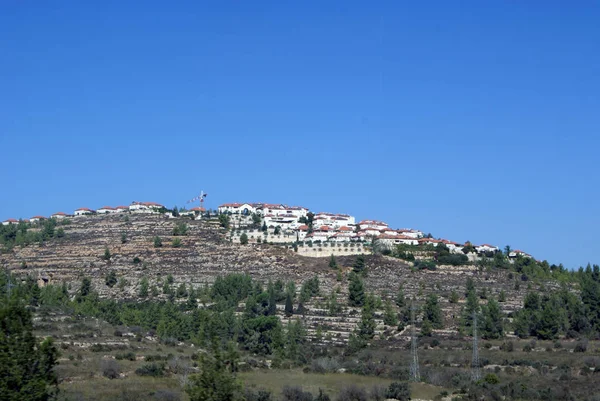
left=99, top=206, right=114, bottom=210
left=52, top=212, right=66, bottom=216
left=5, top=218, right=18, bottom=223
left=191, top=207, right=205, bottom=211
left=297, top=225, right=309, bottom=231
left=338, top=226, right=352, bottom=232
left=31, top=215, right=46, bottom=219
left=115, top=206, right=128, bottom=209
left=75, top=207, right=93, bottom=211
left=319, top=226, right=330, bottom=231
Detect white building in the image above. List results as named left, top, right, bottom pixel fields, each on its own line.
left=509, top=250, right=532, bottom=258
left=97, top=206, right=117, bottom=214
left=129, top=202, right=165, bottom=213
left=218, top=203, right=256, bottom=215
left=358, top=220, right=388, bottom=230
left=313, top=212, right=355, bottom=229
left=74, top=208, right=94, bottom=216
left=30, top=216, right=46, bottom=223
left=51, top=212, right=67, bottom=219
left=378, top=234, right=419, bottom=247
left=476, top=244, right=500, bottom=254
left=397, top=229, right=424, bottom=239
left=2, top=218, right=18, bottom=226
left=115, top=206, right=129, bottom=213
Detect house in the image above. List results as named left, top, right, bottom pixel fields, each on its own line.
left=2, top=218, right=18, bottom=226
left=329, top=231, right=355, bottom=242
left=97, top=206, right=116, bottom=214
left=440, top=240, right=464, bottom=253
left=476, top=244, right=500, bottom=254
left=218, top=203, right=256, bottom=215
left=129, top=202, right=165, bottom=213
left=358, top=220, right=388, bottom=230
left=51, top=212, right=67, bottom=219
left=418, top=238, right=443, bottom=246
left=397, top=229, right=424, bottom=239
left=509, top=250, right=532, bottom=258
left=304, top=231, right=330, bottom=242
left=378, top=234, right=419, bottom=247
left=30, top=215, right=46, bottom=223
left=313, top=212, right=356, bottom=228
left=74, top=208, right=94, bottom=216
left=115, top=206, right=129, bottom=213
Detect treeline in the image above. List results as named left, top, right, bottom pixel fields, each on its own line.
left=0, top=218, right=67, bottom=252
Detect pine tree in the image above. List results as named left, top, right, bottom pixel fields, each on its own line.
left=423, top=293, right=443, bottom=329
left=396, top=284, right=406, bottom=308
left=482, top=298, right=504, bottom=339
left=348, top=272, right=365, bottom=307
left=383, top=299, right=398, bottom=326
left=139, top=277, right=149, bottom=297
left=105, top=271, right=118, bottom=288
left=284, top=293, right=294, bottom=317
left=0, top=301, right=59, bottom=400
left=353, top=255, right=367, bottom=276
left=358, top=293, right=376, bottom=340
left=328, top=254, right=338, bottom=269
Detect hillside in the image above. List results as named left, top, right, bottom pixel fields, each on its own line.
left=1, top=213, right=538, bottom=340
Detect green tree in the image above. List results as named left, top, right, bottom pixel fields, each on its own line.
left=240, top=233, right=248, bottom=245
left=481, top=298, right=504, bottom=339
left=103, top=247, right=111, bottom=261
left=423, top=293, right=443, bottom=329
left=172, top=238, right=182, bottom=248
left=139, top=277, right=149, bottom=297
left=79, top=277, right=92, bottom=300
left=284, top=292, right=294, bottom=317
left=154, top=236, right=163, bottom=248
left=449, top=290, right=459, bottom=304
left=328, top=254, right=338, bottom=269
left=186, top=342, right=242, bottom=401
left=383, top=299, right=398, bottom=326
left=0, top=301, right=59, bottom=400
left=120, top=232, right=127, bottom=244
left=218, top=214, right=230, bottom=229
left=348, top=272, right=365, bottom=307
left=358, top=293, right=376, bottom=340
left=396, top=284, right=406, bottom=308
left=353, top=255, right=367, bottom=276
left=105, top=271, right=117, bottom=288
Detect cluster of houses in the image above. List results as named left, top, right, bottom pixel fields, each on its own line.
left=1, top=201, right=170, bottom=225
left=218, top=202, right=533, bottom=258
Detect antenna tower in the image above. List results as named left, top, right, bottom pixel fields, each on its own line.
left=471, top=311, right=481, bottom=382
left=409, top=300, right=420, bottom=382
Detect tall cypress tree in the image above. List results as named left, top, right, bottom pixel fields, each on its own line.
left=348, top=272, right=365, bottom=307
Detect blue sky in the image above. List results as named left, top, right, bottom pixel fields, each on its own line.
left=1, top=1, right=599, bottom=268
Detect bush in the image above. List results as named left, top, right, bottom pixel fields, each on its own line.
left=483, top=373, right=500, bottom=384
left=135, top=362, right=165, bottom=377
left=414, top=259, right=437, bottom=271
left=282, top=386, right=314, bottom=401
left=115, top=351, right=136, bottom=361
left=102, top=360, right=121, bottom=379
left=133, top=256, right=141, bottom=264
left=574, top=340, right=588, bottom=353
left=386, top=382, right=410, bottom=401
left=172, top=238, right=182, bottom=248
left=337, top=385, right=368, bottom=401
left=240, top=233, right=249, bottom=245
left=244, top=388, right=273, bottom=401
left=153, top=390, right=181, bottom=401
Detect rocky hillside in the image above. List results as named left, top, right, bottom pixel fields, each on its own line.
left=0, top=213, right=544, bottom=341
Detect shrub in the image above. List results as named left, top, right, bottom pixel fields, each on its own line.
left=244, top=388, right=273, bottom=401
left=574, top=340, right=588, bottom=353
left=172, top=238, right=182, bottom=248
left=154, top=236, right=163, bottom=248
left=386, top=382, right=410, bottom=401
left=102, top=360, right=121, bottom=379
left=240, top=233, right=249, bottom=245
left=115, top=351, right=136, bottom=361
left=282, top=386, right=314, bottom=401
left=336, top=385, right=367, bottom=401
left=153, top=390, right=181, bottom=401
left=133, top=256, right=141, bottom=264
left=483, top=373, right=500, bottom=384
left=135, top=362, right=165, bottom=377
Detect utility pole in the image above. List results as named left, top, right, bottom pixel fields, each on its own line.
left=471, top=311, right=481, bottom=382
left=409, top=300, right=420, bottom=382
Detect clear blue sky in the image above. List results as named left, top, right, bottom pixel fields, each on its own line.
left=1, top=1, right=599, bottom=269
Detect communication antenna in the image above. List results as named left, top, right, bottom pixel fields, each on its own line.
left=471, top=311, right=481, bottom=382
left=187, top=190, right=208, bottom=213
left=409, top=300, right=420, bottom=382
